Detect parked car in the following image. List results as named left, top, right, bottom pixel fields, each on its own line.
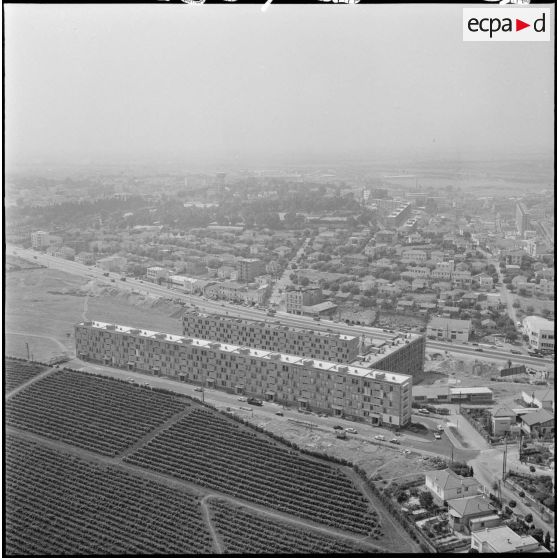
left=194, top=387, right=203, bottom=392
left=237, top=396, right=247, bottom=402
left=403, top=449, right=412, bottom=454
left=389, top=438, right=400, bottom=445
left=437, top=424, right=444, bottom=431
left=247, top=398, right=263, bottom=406
left=374, top=435, right=386, bottom=441
left=434, top=433, right=442, bottom=440
left=475, top=348, right=484, bottom=352
left=275, top=411, right=284, bottom=416
left=511, top=349, right=522, bottom=355
left=345, top=428, right=357, bottom=434
left=126, top=378, right=135, bottom=384
left=333, top=425, right=344, bottom=430
left=418, top=408, right=430, bottom=415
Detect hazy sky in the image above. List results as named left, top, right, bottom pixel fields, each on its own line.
left=5, top=4, right=555, bottom=167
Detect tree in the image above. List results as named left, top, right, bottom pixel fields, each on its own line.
left=525, top=513, right=533, bottom=524
left=418, top=491, right=434, bottom=509
left=508, top=500, right=517, bottom=508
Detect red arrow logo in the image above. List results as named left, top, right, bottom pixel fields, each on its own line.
left=516, top=19, right=530, bottom=32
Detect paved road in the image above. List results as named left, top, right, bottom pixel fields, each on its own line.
left=67, top=358, right=470, bottom=461
left=7, top=245, right=553, bottom=369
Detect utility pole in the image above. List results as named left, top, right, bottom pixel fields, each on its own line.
left=502, top=437, right=508, bottom=480
left=25, top=343, right=30, bottom=361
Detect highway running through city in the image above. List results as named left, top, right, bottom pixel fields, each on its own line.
left=8, top=245, right=553, bottom=369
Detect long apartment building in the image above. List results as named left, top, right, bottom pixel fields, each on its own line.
left=182, top=311, right=360, bottom=363
left=75, top=321, right=413, bottom=427
left=182, top=310, right=426, bottom=377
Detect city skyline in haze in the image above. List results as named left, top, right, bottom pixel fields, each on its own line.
left=5, top=4, right=555, bottom=169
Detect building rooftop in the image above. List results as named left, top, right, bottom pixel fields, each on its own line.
left=522, top=315, right=555, bottom=331
left=426, top=469, right=481, bottom=492
left=450, top=386, right=493, bottom=396
left=472, top=525, right=547, bottom=553
left=447, top=495, right=493, bottom=517
left=428, top=317, right=472, bottom=330
left=78, top=321, right=412, bottom=385
left=520, top=408, right=554, bottom=426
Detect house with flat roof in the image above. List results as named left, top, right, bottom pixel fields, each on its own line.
left=470, top=525, right=549, bottom=553
left=522, top=316, right=555, bottom=353
left=427, top=317, right=472, bottom=342
left=490, top=407, right=517, bottom=437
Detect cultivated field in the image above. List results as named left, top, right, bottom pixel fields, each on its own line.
left=4, top=358, right=49, bottom=393
left=6, top=369, right=189, bottom=456
left=208, top=498, right=375, bottom=554
left=6, top=435, right=214, bottom=555
left=125, top=408, right=381, bottom=536
left=6, top=364, right=417, bottom=554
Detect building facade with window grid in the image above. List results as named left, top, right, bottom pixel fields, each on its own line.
left=75, top=320, right=413, bottom=427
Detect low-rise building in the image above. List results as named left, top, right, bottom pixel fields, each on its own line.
left=285, top=287, right=322, bottom=315
left=474, top=274, right=494, bottom=289
left=427, top=317, right=472, bottom=342
left=75, top=252, right=95, bottom=266
left=521, top=388, right=554, bottom=411
left=97, top=255, right=127, bottom=272
left=470, top=525, right=549, bottom=553
left=519, top=408, right=554, bottom=437
left=424, top=469, right=481, bottom=504
left=447, top=496, right=498, bottom=534
left=146, top=266, right=170, bottom=282
left=490, top=406, right=517, bottom=437
left=522, top=316, right=555, bottom=353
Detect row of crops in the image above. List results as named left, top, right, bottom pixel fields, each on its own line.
left=209, top=499, right=375, bottom=554
left=5, top=435, right=214, bottom=555
left=125, top=408, right=382, bottom=536
left=4, top=358, right=49, bottom=393
left=6, top=369, right=189, bottom=456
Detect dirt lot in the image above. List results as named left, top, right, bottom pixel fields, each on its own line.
left=423, top=350, right=552, bottom=405
left=5, top=268, right=185, bottom=362
left=246, top=415, right=444, bottom=482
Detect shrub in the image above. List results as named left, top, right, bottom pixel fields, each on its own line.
left=509, top=500, right=517, bottom=508
left=525, top=513, right=533, bottom=523
left=519, top=491, right=525, bottom=498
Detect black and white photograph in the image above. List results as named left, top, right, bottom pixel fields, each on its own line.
left=4, top=1, right=556, bottom=554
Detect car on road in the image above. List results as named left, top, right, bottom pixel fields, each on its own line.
left=237, top=396, right=247, bottom=401
left=194, top=387, right=203, bottom=392
left=333, top=425, right=344, bottom=430
left=475, top=348, right=484, bottom=352
left=434, top=433, right=442, bottom=440
left=418, top=408, right=430, bottom=415
left=374, top=435, right=385, bottom=441
left=345, top=428, right=357, bottom=434
left=389, top=438, right=400, bottom=444
left=511, top=349, right=522, bottom=355
left=275, top=411, right=284, bottom=416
